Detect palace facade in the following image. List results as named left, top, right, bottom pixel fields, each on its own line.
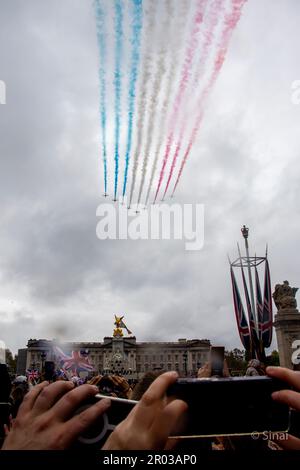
left=17, top=336, right=211, bottom=378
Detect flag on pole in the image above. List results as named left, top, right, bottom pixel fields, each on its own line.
left=255, top=266, right=263, bottom=341
left=240, top=264, right=259, bottom=356
left=261, top=259, right=273, bottom=347
left=230, top=266, right=251, bottom=350
left=119, top=318, right=132, bottom=335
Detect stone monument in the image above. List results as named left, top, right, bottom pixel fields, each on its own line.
left=274, top=281, right=300, bottom=368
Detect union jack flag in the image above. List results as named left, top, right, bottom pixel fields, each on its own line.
left=53, top=347, right=94, bottom=375
left=26, top=369, right=39, bottom=382
left=230, top=266, right=251, bottom=350
left=261, top=259, right=273, bottom=348
left=240, top=264, right=259, bottom=357
left=255, top=266, right=263, bottom=341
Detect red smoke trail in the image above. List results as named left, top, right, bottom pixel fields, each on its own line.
left=143, top=0, right=190, bottom=207
left=153, top=0, right=207, bottom=203
left=172, top=0, right=247, bottom=197
left=162, top=0, right=224, bottom=200
left=161, top=122, right=185, bottom=201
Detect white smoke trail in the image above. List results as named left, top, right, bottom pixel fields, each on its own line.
left=162, top=0, right=225, bottom=199
left=154, top=0, right=207, bottom=203
left=144, top=0, right=191, bottom=206
left=128, top=0, right=156, bottom=207
left=172, top=0, right=247, bottom=196
left=135, top=0, right=173, bottom=207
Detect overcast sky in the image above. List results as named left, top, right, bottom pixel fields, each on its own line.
left=0, top=0, right=300, bottom=355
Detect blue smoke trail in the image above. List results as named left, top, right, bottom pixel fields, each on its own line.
left=94, top=0, right=108, bottom=195
left=122, top=0, right=143, bottom=198
left=113, top=0, right=124, bottom=200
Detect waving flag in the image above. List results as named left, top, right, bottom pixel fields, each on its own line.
left=26, top=369, right=39, bottom=383
left=53, top=347, right=94, bottom=375
left=53, top=345, right=69, bottom=360
left=230, top=266, right=250, bottom=350
left=119, top=318, right=132, bottom=335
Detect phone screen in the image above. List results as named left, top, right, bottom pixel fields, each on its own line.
left=167, top=376, right=290, bottom=437
left=211, top=346, right=225, bottom=377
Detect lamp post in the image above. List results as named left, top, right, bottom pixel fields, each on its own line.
left=241, top=225, right=258, bottom=333
left=41, top=351, right=47, bottom=373
left=183, top=352, right=188, bottom=377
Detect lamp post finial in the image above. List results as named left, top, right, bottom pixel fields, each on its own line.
left=241, top=225, right=249, bottom=239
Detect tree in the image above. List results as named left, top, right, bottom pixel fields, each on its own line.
left=6, top=349, right=17, bottom=373
left=266, top=350, right=280, bottom=366
left=225, top=348, right=247, bottom=375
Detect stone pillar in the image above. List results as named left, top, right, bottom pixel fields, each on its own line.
left=274, top=308, right=300, bottom=369
left=273, top=281, right=300, bottom=369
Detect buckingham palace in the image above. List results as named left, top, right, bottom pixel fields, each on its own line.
left=17, top=335, right=211, bottom=378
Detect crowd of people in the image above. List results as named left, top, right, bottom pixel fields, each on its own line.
left=1, top=359, right=300, bottom=451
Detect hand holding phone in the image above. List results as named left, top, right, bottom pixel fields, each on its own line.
left=167, top=376, right=290, bottom=438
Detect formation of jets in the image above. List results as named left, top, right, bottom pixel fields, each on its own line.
left=102, top=193, right=172, bottom=211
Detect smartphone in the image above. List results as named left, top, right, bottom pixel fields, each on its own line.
left=74, top=395, right=137, bottom=448
left=0, top=403, right=11, bottom=440
left=210, top=346, right=224, bottom=377
left=167, top=376, right=290, bottom=438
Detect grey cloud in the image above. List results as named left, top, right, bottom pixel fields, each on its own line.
left=0, top=0, right=299, bottom=355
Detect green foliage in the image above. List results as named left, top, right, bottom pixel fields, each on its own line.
left=266, top=350, right=280, bottom=366
left=225, top=348, right=247, bottom=375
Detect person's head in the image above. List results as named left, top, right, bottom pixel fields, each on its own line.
left=13, top=375, right=27, bottom=385
left=10, top=382, right=29, bottom=417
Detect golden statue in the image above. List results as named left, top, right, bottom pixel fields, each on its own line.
left=113, top=315, right=132, bottom=337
